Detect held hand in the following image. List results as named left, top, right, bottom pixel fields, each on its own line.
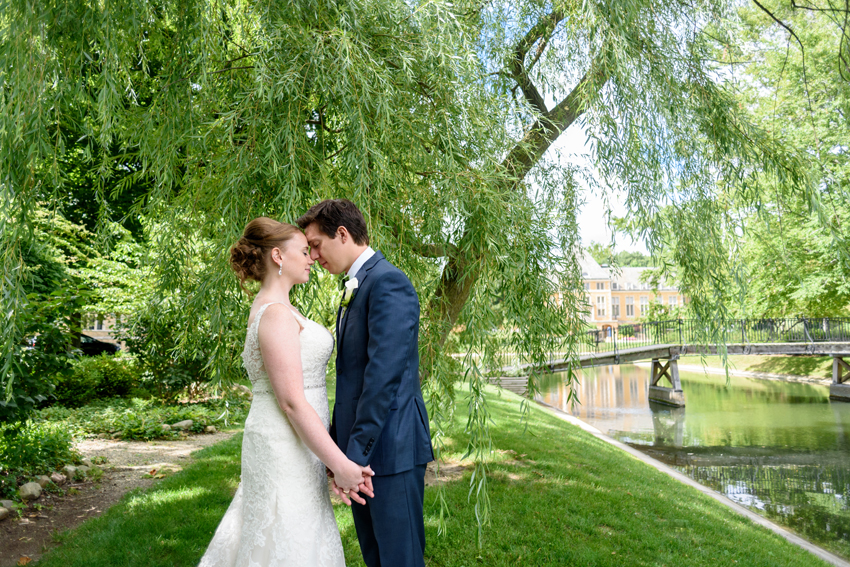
left=336, top=478, right=369, bottom=505
left=333, top=459, right=367, bottom=493
left=358, top=465, right=375, bottom=498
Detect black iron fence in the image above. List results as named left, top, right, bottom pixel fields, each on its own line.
left=580, top=317, right=850, bottom=355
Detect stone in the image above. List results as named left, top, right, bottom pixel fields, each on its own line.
left=171, top=420, right=193, bottom=431
left=81, top=457, right=93, bottom=467
left=62, top=465, right=77, bottom=478
left=829, top=383, right=850, bottom=402
left=232, top=383, right=253, bottom=399
left=19, top=482, right=41, bottom=501
left=0, top=507, right=8, bottom=521
left=204, top=425, right=217, bottom=434
left=161, top=423, right=172, bottom=432
left=76, top=465, right=91, bottom=476
left=36, top=475, right=51, bottom=488
left=0, top=500, right=13, bottom=510
left=50, top=472, right=67, bottom=486
left=648, top=386, right=686, bottom=407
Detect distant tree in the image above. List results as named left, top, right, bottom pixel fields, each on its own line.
left=587, top=241, right=652, bottom=267
left=716, top=1, right=850, bottom=316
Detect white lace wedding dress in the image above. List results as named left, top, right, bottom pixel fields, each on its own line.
left=198, top=302, right=346, bottom=567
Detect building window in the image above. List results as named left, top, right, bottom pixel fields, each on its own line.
left=612, top=282, right=618, bottom=290
left=86, top=315, right=104, bottom=331
left=584, top=282, right=590, bottom=290
left=625, top=296, right=634, bottom=317
left=596, top=296, right=606, bottom=317
left=596, top=282, right=604, bottom=290
left=640, top=296, right=649, bottom=315
left=668, top=295, right=678, bottom=307
left=612, top=297, right=620, bottom=318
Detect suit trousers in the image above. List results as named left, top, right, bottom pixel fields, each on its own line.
left=351, top=464, right=427, bottom=567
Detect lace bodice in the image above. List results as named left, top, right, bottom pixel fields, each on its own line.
left=241, top=302, right=334, bottom=395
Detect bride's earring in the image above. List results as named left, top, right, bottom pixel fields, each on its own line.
left=278, top=263, right=283, bottom=276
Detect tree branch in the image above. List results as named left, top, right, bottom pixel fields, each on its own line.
left=503, top=55, right=610, bottom=182
left=508, top=11, right=566, bottom=115
left=384, top=215, right=457, bottom=258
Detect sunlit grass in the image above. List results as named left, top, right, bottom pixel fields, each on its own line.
left=35, top=380, right=834, bottom=567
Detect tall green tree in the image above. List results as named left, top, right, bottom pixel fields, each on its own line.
left=712, top=1, right=850, bottom=316
left=1, top=0, right=834, bottom=539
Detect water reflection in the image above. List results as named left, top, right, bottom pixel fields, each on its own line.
left=537, top=363, right=850, bottom=558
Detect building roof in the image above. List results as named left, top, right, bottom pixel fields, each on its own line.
left=578, top=253, right=609, bottom=280
left=608, top=266, right=677, bottom=291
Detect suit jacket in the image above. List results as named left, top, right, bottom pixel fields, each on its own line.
left=330, top=251, right=434, bottom=476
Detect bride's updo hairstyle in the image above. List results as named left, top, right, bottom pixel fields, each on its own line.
left=230, top=217, right=301, bottom=292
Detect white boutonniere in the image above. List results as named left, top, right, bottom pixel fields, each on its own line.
left=340, top=277, right=359, bottom=309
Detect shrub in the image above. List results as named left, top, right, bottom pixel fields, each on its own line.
left=0, top=421, right=80, bottom=499
left=35, top=396, right=250, bottom=441
left=52, top=354, right=141, bottom=408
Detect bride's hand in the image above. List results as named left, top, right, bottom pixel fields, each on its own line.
left=333, top=459, right=367, bottom=493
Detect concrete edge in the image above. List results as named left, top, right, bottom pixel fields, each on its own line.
left=534, top=398, right=850, bottom=567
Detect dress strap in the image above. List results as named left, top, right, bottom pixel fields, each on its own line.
left=252, top=302, right=304, bottom=332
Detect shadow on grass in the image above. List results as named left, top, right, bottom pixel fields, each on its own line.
left=37, top=435, right=243, bottom=567
left=750, top=355, right=833, bottom=378
left=32, top=386, right=839, bottom=567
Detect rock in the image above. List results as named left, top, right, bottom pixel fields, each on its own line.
left=36, top=475, right=51, bottom=488
left=81, top=457, right=93, bottom=467
left=204, top=425, right=217, bottom=434
left=19, top=482, right=41, bottom=501
left=161, top=423, right=172, bottom=432
left=0, top=507, right=8, bottom=521
left=76, top=465, right=91, bottom=476
left=232, top=384, right=253, bottom=399
left=0, top=500, right=13, bottom=510
left=111, top=432, right=122, bottom=439
left=171, top=420, right=193, bottom=431
left=50, top=472, right=67, bottom=486
left=62, top=465, right=77, bottom=478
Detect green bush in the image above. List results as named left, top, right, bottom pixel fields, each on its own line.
left=52, top=354, right=142, bottom=408
left=0, top=421, right=80, bottom=499
left=35, top=396, right=250, bottom=441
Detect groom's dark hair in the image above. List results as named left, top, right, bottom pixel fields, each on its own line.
left=296, top=199, right=370, bottom=245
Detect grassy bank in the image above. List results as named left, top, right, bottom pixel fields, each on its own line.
left=682, top=354, right=834, bottom=379
left=32, top=382, right=833, bottom=567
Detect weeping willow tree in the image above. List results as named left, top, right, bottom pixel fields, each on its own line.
left=0, top=0, right=829, bottom=541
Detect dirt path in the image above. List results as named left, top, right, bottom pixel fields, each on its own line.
left=0, top=431, right=239, bottom=567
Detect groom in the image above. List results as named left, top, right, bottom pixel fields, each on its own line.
left=297, top=199, right=434, bottom=567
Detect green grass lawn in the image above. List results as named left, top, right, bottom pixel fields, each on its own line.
left=34, top=382, right=832, bottom=567
left=682, top=354, right=834, bottom=379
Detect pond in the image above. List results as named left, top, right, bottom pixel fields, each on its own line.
left=537, top=362, right=850, bottom=558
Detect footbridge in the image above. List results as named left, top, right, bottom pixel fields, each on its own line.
left=494, top=317, right=850, bottom=406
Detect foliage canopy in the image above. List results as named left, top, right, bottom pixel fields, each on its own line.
left=2, top=0, right=844, bottom=540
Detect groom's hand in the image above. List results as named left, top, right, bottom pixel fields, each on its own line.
left=332, top=478, right=368, bottom=506
left=358, top=465, right=375, bottom=498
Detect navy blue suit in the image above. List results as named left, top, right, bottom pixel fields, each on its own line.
left=331, top=251, right=434, bottom=567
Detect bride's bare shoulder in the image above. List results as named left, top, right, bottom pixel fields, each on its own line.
left=256, top=303, right=304, bottom=334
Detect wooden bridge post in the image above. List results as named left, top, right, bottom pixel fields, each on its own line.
left=648, top=357, right=685, bottom=407
left=829, top=356, right=850, bottom=402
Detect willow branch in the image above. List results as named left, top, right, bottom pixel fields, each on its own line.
left=503, top=55, right=610, bottom=182
left=508, top=11, right=566, bottom=114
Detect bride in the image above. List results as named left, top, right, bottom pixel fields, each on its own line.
left=198, top=217, right=373, bottom=567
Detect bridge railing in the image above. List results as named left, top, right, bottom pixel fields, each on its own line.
left=579, top=317, right=850, bottom=356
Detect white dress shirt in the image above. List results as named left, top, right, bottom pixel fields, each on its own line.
left=346, top=247, right=375, bottom=280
